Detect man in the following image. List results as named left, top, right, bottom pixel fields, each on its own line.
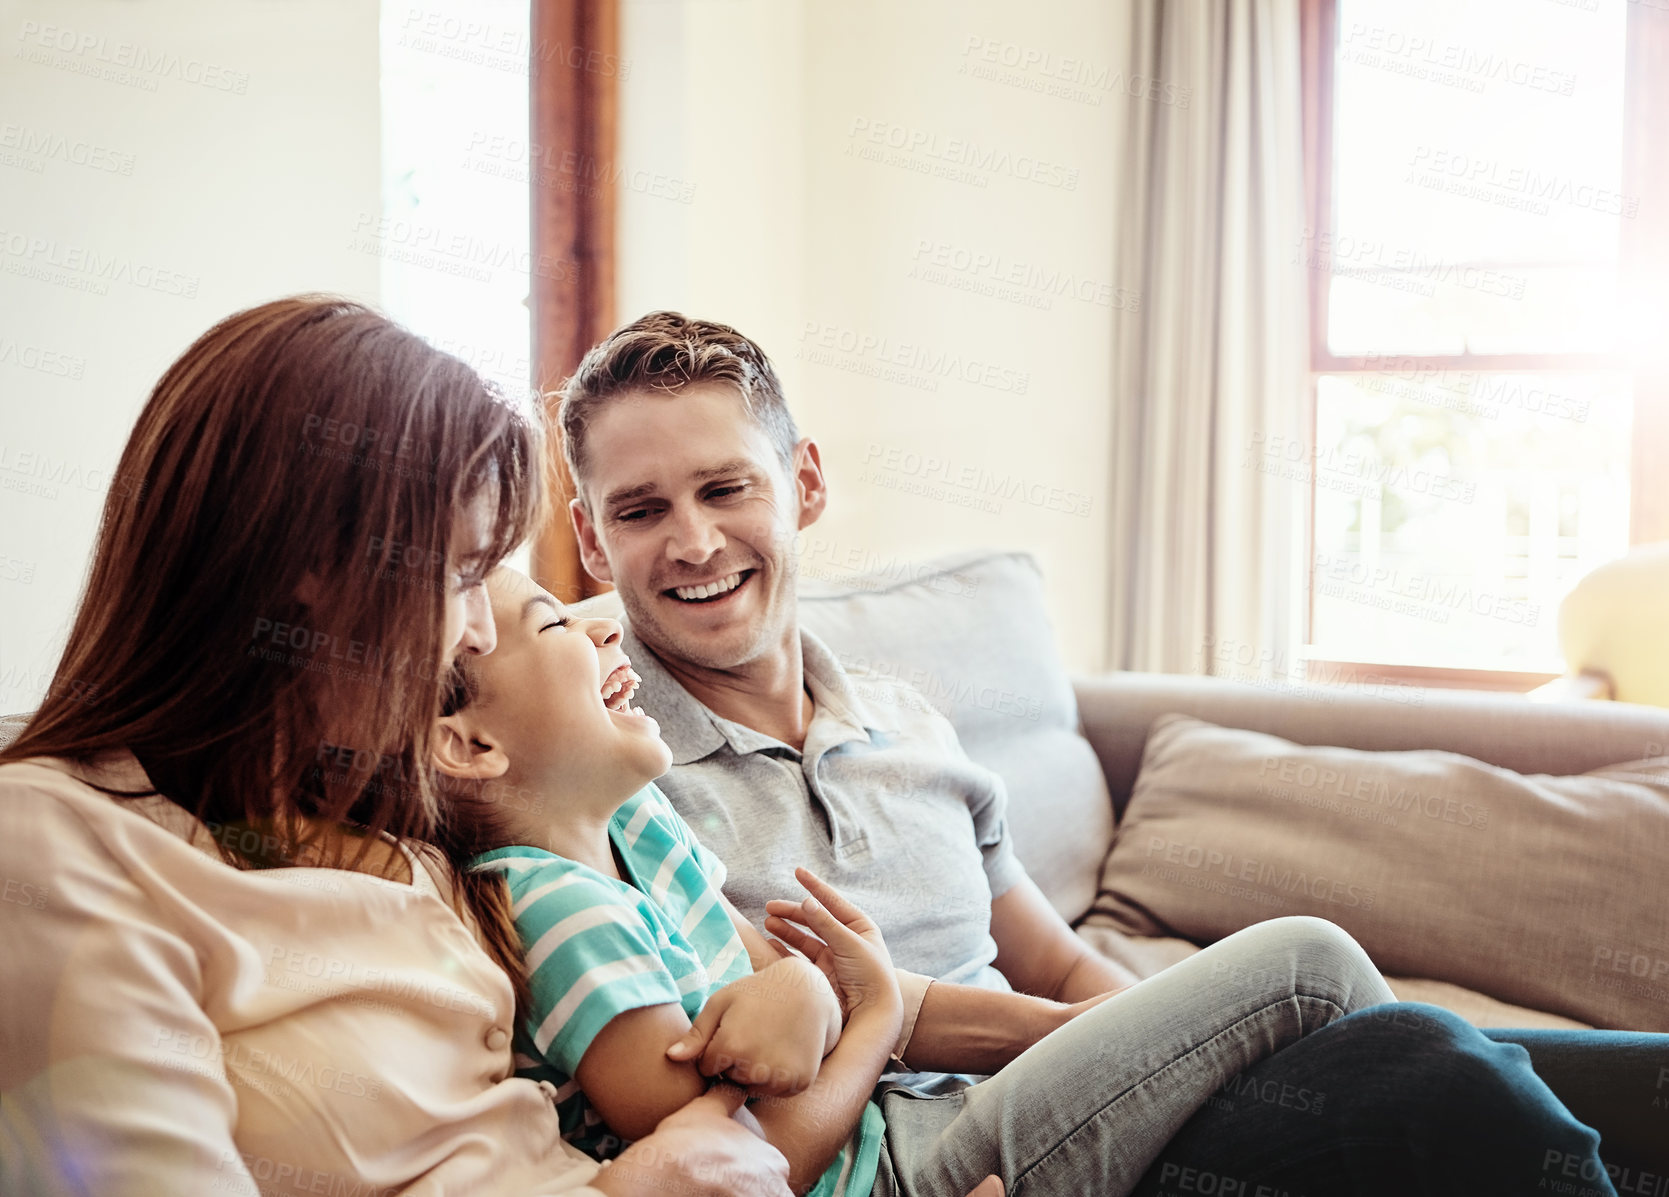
left=549, top=312, right=1661, bottom=1196
left=559, top=311, right=1137, bottom=1080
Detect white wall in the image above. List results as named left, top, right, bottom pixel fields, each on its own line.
left=618, top=0, right=1133, bottom=672
left=0, top=0, right=381, bottom=711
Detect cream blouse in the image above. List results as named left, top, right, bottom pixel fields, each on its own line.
left=0, top=754, right=607, bottom=1195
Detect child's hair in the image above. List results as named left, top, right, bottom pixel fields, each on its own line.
left=435, top=659, right=533, bottom=1023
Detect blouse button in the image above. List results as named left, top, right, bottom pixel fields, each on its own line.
left=485, top=1026, right=509, bottom=1052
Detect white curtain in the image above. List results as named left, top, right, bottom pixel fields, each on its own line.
left=1105, top=0, right=1309, bottom=679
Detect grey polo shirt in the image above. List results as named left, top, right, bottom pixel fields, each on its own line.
left=623, top=623, right=1029, bottom=992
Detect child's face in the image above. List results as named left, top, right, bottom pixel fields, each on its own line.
left=467, top=568, right=673, bottom=798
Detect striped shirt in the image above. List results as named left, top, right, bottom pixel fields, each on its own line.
left=472, top=783, right=883, bottom=1197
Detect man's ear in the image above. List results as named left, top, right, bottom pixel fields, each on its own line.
left=431, top=714, right=510, bottom=781
left=792, top=438, right=828, bottom=531
left=570, top=497, right=615, bottom=585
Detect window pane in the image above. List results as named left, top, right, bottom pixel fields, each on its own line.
left=379, top=1, right=532, bottom=401
left=1325, top=0, right=1627, bottom=356
left=1309, top=372, right=1631, bottom=669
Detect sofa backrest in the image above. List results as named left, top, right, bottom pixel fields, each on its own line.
left=1074, top=672, right=1669, bottom=820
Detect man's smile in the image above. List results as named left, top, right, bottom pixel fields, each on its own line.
left=664, top=568, right=757, bottom=604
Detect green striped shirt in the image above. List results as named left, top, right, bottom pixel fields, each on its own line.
left=472, top=783, right=883, bottom=1196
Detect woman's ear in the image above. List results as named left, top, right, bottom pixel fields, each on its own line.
left=431, top=714, right=510, bottom=780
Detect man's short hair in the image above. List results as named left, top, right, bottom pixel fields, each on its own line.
left=559, top=311, right=799, bottom=506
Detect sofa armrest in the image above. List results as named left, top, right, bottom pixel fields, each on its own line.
left=1072, top=671, right=1669, bottom=822
left=1527, top=671, right=1615, bottom=702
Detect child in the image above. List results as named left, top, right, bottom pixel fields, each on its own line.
left=432, top=568, right=902, bottom=1196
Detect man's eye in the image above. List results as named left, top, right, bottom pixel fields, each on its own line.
left=708, top=484, right=746, bottom=499
left=538, top=618, right=571, bottom=633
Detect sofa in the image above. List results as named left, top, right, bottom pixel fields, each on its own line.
left=778, top=548, right=1669, bottom=1033
left=9, top=548, right=1667, bottom=1031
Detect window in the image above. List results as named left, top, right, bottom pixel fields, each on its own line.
left=1300, top=0, right=1669, bottom=681
left=378, top=0, right=533, bottom=404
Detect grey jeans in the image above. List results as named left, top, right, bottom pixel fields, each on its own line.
left=870, top=915, right=1395, bottom=1197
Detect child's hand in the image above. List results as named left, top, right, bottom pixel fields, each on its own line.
left=665, top=954, right=841, bottom=1096
left=762, top=868, right=900, bottom=1021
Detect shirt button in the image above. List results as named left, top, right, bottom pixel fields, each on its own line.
left=485, top=1026, right=509, bottom=1052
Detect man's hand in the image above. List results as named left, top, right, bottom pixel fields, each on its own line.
left=666, top=954, right=842, bottom=1095
left=596, top=1085, right=792, bottom=1197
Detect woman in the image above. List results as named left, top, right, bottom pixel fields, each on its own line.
left=0, top=296, right=793, bottom=1196
left=0, top=296, right=1633, bottom=1196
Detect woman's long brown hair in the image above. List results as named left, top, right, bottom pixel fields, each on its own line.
left=0, top=294, right=541, bottom=999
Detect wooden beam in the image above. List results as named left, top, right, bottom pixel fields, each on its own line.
left=529, top=0, right=619, bottom=600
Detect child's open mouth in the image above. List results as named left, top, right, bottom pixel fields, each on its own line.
left=665, top=569, right=754, bottom=604
left=600, top=664, right=645, bottom=717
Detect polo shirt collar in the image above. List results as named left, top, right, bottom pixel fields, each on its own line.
left=620, top=623, right=899, bottom=766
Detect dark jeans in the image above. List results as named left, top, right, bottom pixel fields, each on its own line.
left=1131, top=1003, right=1669, bottom=1197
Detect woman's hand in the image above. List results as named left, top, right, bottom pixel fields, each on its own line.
left=762, top=868, right=900, bottom=1020
left=597, top=1085, right=792, bottom=1197
left=665, top=953, right=842, bottom=1095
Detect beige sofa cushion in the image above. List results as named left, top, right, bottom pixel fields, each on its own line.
left=1095, top=714, right=1669, bottom=1031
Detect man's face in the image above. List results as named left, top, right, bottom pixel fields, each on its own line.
left=571, top=383, right=824, bottom=672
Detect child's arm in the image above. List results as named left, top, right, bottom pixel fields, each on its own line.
left=573, top=895, right=841, bottom=1138
left=661, top=896, right=843, bottom=1094
left=748, top=870, right=904, bottom=1195
left=573, top=1002, right=713, bottom=1142
left=578, top=873, right=902, bottom=1194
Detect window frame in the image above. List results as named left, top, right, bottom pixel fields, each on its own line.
left=1297, top=0, right=1669, bottom=690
